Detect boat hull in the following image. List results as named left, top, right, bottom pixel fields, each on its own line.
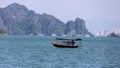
left=51, top=42, right=79, bottom=48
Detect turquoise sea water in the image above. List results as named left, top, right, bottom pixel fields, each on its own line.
left=0, top=36, right=120, bottom=68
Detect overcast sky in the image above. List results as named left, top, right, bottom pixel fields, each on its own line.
left=0, top=0, right=120, bottom=33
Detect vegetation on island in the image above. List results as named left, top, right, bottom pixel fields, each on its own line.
left=0, top=29, right=6, bottom=34
left=0, top=3, right=92, bottom=36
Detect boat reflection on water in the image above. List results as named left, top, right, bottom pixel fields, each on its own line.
left=51, top=38, right=82, bottom=48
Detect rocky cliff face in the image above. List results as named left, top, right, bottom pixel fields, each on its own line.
left=0, top=3, right=92, bottom=36
left=65, top=18, right=92, bottom=36
left=39, top=13, right=65, bottom=36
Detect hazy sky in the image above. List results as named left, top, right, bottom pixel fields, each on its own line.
left=0, top=0, right=120, bottom=33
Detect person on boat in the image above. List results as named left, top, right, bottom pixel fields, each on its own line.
left=71, top=40, right=75, bottom=46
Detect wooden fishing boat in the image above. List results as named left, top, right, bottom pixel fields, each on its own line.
left=51, top=42, right=79, bottom=48
left=51, top=38, right=82, bottom=48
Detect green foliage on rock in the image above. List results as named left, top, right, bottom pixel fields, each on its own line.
left=0, top=3, right=92, bottom=36
left=0, top=29, right=6, bottom=34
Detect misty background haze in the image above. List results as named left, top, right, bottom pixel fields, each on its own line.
left=0, top=0, right=120, bottom=33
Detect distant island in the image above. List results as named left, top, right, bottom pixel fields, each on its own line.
left=0, top=3, right=92, bottom=36
left=107, top=32, right=120, bottom=37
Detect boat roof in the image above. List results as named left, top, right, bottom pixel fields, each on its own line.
left=56, top=38, right=82, bottom=41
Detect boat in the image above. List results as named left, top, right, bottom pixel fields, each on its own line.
left=51, top=38, right=82, bottom=48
